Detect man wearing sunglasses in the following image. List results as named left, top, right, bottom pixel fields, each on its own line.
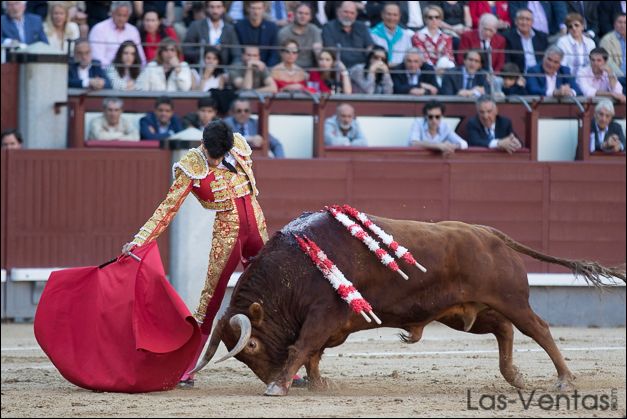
left=408, top=100, right=468, bottom=156
left=224, top=98, right=285, bottom=158
left=123, top=120, right=269, bottom=387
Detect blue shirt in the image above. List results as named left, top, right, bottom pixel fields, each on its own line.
left=408, top=118, right=468, bottom=149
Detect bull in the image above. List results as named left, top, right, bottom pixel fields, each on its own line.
left=192, top=211, right=625, bottom=396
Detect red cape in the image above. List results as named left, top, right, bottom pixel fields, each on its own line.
left=34, top=242, right=200, bottom=393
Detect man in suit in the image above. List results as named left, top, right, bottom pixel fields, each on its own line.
left=223, top=99, right=285, bottom=158
left=590, top=99, right=625, bottom=153
left=140, top=96, right=183, bottom=141
left=457, top=13, right=506, bottom=73
left=68, top=39, right=112, bottom=90
left=234, top=1, right=280, bottom=67
left=183, top=1, right=241, bottom=66
left=467, top=95, right=522, bottom=154
left=526, top=45, right=583, bottom=97
left=598, top=1, right=625, bottom=39
left=503, top=8, right=549, bottom=73
left=440, top=50, right=491, bottom=96
left=508, top=1, right=568, bottom=39
left=1, top=0, right=48, bottom=46
left=391, top=48, right=438, bottom=95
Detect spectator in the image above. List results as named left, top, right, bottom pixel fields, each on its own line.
left=183, top=1, right=241, bottom=66
left=457, top=13, right=506, bottom=73
left=226, top=0, right=245, bottom=23
left=468, top=1, right=511, bottom=30
left=467, top=95, right=522, bottom=153
left=349, top=45, right=394, bottom=94
left=324, top=103, right=367, bottom=146
left=500, top=62, right=528, bottom=96
left=599, top=13, right=626, bottom=80
left=321, top=1, right=374, bottom=69
left=43, top=2, right=79, bottom=54
left=223, top=98, right=285, bottom=158
left=85, top=2, right=112, bottom=30
left=436, top=1, right=472, bottom=39
left=88, top=1, right=146, bottom=67
left=192, top=46, right=227, bottom=91
left=503, top=8, right=548, bottom=73
left=307, top=48, right=352, bottom=94
left=411, top=5, right=453, bottom=68
left=434, top=55, right=456, bottom=89
left=228, top=46, right=278, bottom=93
left=87, top=97, right=139, bottom=140
left=1, top=128, right=23, bottom=149
left=178, top=1, right=206, bottom=40
left=271, top=39, right=309, bottom=92
left=106, top=40, right=146, bottom=90
left=557, top=13, right=597, bottom=78
left=139, top=10, right=179, bottom=63
left=577, top=47, right=625, bottom=102
left=590, top=99, right=625, bottom=153
left=234, top=0, right=280, bottom=67
left=139, top=96, right=183, bottom=140
left=408, top=100, right=468, bottom=156
left=598, top=1, right=624, bottom=39
left=68, top=39, right=112, bottom=90
left=508, top=1, right=567, bottom=42
left=140, top=37, right=193, bottom=91
left=183, top=97, right=219, bottom=129
left=440, top=49, right=491, bottom=96
left=1, top=0, right=48, bottom=47
left=370, top=2, right=414, bottom=68
left=391, top=48, right=438, bottom=95
left=526, top=45, right=583, bottom=97
left=565, top=1, right=600, bottom=41
left=133, top=1, right=175, bottom=26
left=277, top=2, right=322, bottom=69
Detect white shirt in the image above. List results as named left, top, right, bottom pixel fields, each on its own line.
left=407, top=1, right=424, bottom=29
left=545, top=73, right=557, bottom=96
left=207, top=18, right=224, bottom=45
left=78, top=65, right=90, bottom=88
left=517, top=29, right=537, bottom=70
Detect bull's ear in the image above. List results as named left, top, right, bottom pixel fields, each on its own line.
left=248, top=302, right=264, bottom=326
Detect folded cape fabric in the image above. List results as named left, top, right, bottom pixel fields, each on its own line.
left=34, top=242, right=200, bottom=393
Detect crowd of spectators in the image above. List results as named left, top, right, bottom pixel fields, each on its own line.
left=1, top=0, right=625, bottom=154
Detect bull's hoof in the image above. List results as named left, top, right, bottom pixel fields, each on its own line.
left=264, top=382, right=289, bottom=396
left=555, top=379, right=575, bottom=392
left=503, top=366, right=525, bottom=389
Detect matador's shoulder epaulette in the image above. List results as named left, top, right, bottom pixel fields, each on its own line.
left=172, top=147, right=209, bottom=179
left=231, top=132, right=252, bottom=157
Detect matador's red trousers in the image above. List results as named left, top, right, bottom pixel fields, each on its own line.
left=181, top=194, right=266, bottom=381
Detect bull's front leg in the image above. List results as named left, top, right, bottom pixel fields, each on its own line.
left=264, top=316, right=332, bottom=396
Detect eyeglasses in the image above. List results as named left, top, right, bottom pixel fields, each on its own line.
left=426, top=15, right=441, bottom=20
left=282, top=49, right=299, bottom=54
left=427, top=114, right=442, bottom=120
left=235, top=109, right=250, bottom=114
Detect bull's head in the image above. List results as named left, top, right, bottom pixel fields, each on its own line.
left=190, top=302, right=288, bottom=387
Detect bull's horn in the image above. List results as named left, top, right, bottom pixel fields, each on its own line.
left=215, top=314, right=252, bottom=363
left=188, top=322, right=224, bottom=375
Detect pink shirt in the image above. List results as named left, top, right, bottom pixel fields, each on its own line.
left=89, top=18, right=146, bottom=66
left=577, top=66, right=623, bottom=98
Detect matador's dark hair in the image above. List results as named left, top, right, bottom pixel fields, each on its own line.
left=202, top=119, right=234, bottom=158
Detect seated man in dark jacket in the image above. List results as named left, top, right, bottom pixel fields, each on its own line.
left=440, top=50, right=491, bottom=97
left=467, top=95, right=523, bottom=154
left=589, top=99, right=625, bottom=153
left=391, top=48, right=438, bottom=95
left=526, top=45, right=582, bottom=97
left=140, top=96, right=183, bottom=141
left=68, top=39, right=111, bottom=90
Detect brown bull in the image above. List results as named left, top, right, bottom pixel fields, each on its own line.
left=192, top=211, right=625, bottom=396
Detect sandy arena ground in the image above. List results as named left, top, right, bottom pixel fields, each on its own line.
left=1, top=322, right=625, bottom=418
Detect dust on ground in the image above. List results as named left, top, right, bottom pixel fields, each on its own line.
left=1, top=323, right=625, bottom=417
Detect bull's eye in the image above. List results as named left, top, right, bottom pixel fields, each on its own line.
left=245, top=338, right=260, bottom=354
left=248, top=340, right=257, bottom=349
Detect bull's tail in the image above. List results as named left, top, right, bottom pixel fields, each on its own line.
left=476, top=225, right=626, bottom=286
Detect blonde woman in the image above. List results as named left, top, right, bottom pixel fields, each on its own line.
left=43, top=2, right=80, bottom=54
left=140, top=37, right=192, bottom=92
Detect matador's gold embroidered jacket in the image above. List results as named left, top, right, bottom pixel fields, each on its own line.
left=131, top=133, right=260, bottom=246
